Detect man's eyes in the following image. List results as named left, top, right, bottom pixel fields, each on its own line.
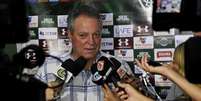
left=78, top=32, right=101, bottom=38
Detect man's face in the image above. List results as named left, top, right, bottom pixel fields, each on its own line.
left=69, top=15, right=102, bottom=59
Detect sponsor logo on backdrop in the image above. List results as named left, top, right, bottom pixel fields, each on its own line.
left=39, top=39, right=48, bottom=51
left=153, top=31, right=172, bottom=36
left=114, top=37, right=133, bottom=49
left=154, top=48, right=174, bottom=61
left=155, top=74, right=172, bottom=87
left=134, top=25, right=153, bottom=36
left=175, top=35, right=193, bottom=47
left=116, top=15, right=130, bottom=22
left=39, top=15, right=57, bottom=27
left=29, top=28, right=38, bottom=39
left=101, top=26, right=113, bottom=37
left=101, top=38, right=114, bottom=50
left=138, top=0, right=152, bottom=9
left=134, top=49, right=154, bottom=60
left=100, top=13, right=113, bottom=26
left=57, top=39, right=72, bottom=55
left=38, top=28, right=58, bottom=39
left=58, top=28, right=68, bottom=39
left=114, top=25, right=133, bottom=37
left=39, top=39, right=58, bottom=52
left=134, top=36, right=154, bottom=49
left=154, top=36, right=175, bottom=48
left=57, top=15, right=68, bottom=27
left=28, top=16, right=38, bottom=28
left=115, top=13, right=132, bottom=25
left=114, top=49, right=134, bottom=61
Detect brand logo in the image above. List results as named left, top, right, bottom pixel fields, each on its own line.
left=41, top=18, right=54, bottom=24
left=139, top=37, right=146, bottom=44
left=116, top=15, right=130, bottom=22
left=118, top=38, right=129, bottom=46
left=38, top=28, right=58, bottom=39
left=57, top=68, right=66, bottom=80
left=93, top=72, right=102, bottom=81
left=138, top=0, right=152, bottom=9
left=100, top=13, right=113, bottom=26
left=102, top=28, right=110, bottom=34
left=137, top=25, right=149, bottom=33
left=97, top=60, right=104, bottom=71
left=137, top=52, right=151, bottom=59
left=117, top=67, right=126, bottom=78
left=114, top=25, right=133, bottom=37
left=157, top=51, right=172, bottom=58
left=58, top=15, right=68, bottom=27
left=28, top=16, right=38, bottom=27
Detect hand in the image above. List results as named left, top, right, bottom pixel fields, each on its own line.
left=117, top=82, right=153, bottom=101
left=45, top=88, right=54, bottom=101
left=102, top=83, right=121, bottom=101
left=135, top=55, right=171, bottom=76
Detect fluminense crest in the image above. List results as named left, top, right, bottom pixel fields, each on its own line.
left=138, top=0, right=153, bottom=10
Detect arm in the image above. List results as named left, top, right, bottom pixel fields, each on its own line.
left=135, top=55, right=201, bottom=101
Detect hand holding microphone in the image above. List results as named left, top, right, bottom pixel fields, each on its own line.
left=46, top=57, right=87, bottom=100
left=91, top=56, right=157, bottom=99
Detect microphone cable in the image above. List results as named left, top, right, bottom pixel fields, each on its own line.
left=142, top=72, right=163, bottom=101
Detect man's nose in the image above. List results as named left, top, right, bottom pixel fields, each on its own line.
left=88, top=35, right=95, bottom=45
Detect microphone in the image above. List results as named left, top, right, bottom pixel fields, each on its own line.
left=91, top=56, right=116, bottom=85
left=147, top=60, right=162, bottom=66
left=91, top=56, right=157, bottom=99
left=13, top=44, right=46, bottom=69
left=47, top=56, right=87, bottom=88
left=12, top=44, right=46, bottom=83
left=1, top=44, right=48, bottom=101
left=109, top=57, right=144, bottom=89
left=46, top=56, right=87, bottom=100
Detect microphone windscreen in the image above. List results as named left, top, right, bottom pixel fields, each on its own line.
left=109, top=57, right=121, bottom=69
left=13, top=44, right=46, bottom=69
left=73, top=56, right=87, bottom=76
left=62, top=57, right=86, bottom=76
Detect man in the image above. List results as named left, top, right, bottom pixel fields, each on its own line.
left=35, top=4, right=133, bottom=101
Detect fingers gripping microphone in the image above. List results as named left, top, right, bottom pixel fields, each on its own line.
left=91, top=56, right=157, bottom=99
left=109, top=57, right=144, bottom=89
left=109, top=57, right=157, bottom=99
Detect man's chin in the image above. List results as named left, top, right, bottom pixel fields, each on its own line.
left=82, top=54, right=96, bottom=60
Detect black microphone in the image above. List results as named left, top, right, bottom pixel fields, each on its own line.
left=91, top=56, right=116, bottom=85
left=91, top=56, right=156, bottom=99
left=47, top=56, right=87, bottom=88
left=13, top=44, right=46, bottom=69
left=11, top=44, right=46, bottom=82
left=2, top=44, right=48, bottom=101
left=147, top=60, right=162, bottom=66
